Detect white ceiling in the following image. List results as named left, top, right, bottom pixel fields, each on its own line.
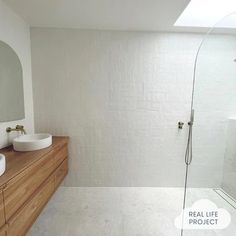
left=3, top=0, right=194, bottom=32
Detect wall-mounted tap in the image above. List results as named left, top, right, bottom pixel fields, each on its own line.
left=6, top=125, right=26, bottom=135
left=178, top=121, right=184, bottom=129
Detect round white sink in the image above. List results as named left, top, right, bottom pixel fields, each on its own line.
left=13, top=134, right=52, bottom=152
left=0, top=154, right=6, bottom=176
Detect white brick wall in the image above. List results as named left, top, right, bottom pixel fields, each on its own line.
left=0, top=0, right=34, bottom=149
left=31, top=29, right=231, bottom=187
left=190, top=35, right=236, bottom=188
left=222, top=118, right=236, bottom=198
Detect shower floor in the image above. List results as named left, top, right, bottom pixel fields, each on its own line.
left=27, top=187, right=236, bottom=236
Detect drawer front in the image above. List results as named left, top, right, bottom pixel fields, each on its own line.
left=7, top=176, right=54, bottom=236
left=0, top=225, right=7, bottom=236
left=54, top=145, right=68, bottom=168
left=55, top=158, right=68, bottom=189
left=3, top=149, right=58, bottom=221
left=0, top=191, right=5, bottom=228
left=0, top=231, right=6, bottom=236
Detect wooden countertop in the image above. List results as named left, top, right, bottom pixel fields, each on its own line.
left=0, top=136, right=69, bottom=188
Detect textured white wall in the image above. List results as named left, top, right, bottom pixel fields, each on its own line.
left=0, top=0, right=34, bottom=148
left=31, top=28, right=204, bottom=187
left=189, top=35, right=236, bottom=188
left=222, top=118, right=236, bottom=199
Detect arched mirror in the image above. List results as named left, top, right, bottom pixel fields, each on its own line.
left=0, top=41, right=24, bottom=122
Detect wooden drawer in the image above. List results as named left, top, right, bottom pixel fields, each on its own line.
left=7, top=176, right=54, bottom=236
left=0, top=191, right=5, bottom=228
left=0, top=231, right=6, bottom=236
left=0, top=224, right=7, bottom=236
left=54, top=144, right=68, bottom=168
left=55, top=158, right=68, bottom=189
left=3, top=149, right=58, bottom=221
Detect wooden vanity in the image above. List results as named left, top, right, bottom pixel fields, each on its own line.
left=0, top=136, right=69, bottom=236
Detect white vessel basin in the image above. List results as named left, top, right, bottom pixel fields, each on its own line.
left=0, top=154, right=6, bottom=176
left=13, top=134, right=52, bottom=152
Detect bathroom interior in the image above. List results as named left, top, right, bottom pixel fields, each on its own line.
left=0, top=0, right=236, bottom=235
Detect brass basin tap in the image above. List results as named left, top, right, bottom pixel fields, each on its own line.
left=6, top=125, right=26, bottom=135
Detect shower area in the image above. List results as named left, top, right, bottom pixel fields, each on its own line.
left=28, top=14, right=236, bottom=236
left=181, top=13, right=236, bottom=236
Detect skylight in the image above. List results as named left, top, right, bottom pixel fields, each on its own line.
left=175, top=0, right=236, bottom=28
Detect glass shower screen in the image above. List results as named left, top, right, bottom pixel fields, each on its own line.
left=182, top=13, right=236, bottom=236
